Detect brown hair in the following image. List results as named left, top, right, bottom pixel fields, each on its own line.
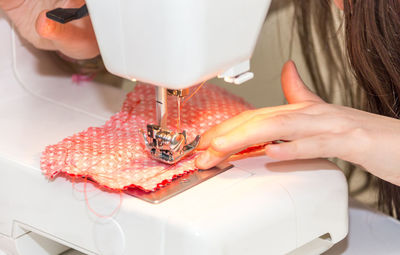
left=293, top=0, right=400, bottom=217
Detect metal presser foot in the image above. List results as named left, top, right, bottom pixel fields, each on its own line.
left=142, top=124, right=200, bottom=164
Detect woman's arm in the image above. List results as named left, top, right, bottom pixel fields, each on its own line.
left=0, top=0, right=98, bottom=59
left=196, top=61, right=400, bottom=186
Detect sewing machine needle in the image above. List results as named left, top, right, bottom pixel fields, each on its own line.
left=177, top=97, right=181, bottom=131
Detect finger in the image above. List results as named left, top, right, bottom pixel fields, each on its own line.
left=199, top=61, right=324, bottom=150
left=281, top=61, right=324, bottom=104
left=196, top=147, right=235, bottom=170
left=36, top=10, right=99, bottom=59
left=209, top=112, right=342, bottom=154
left=265, top=133, right=347, bottom=161
left=198, top=103, right=316, bottom=150
left=198, top=108, right=270, bottom=150
left=196, top=113, right=330, bottom=169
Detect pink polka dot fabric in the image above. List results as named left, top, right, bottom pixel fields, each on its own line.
left=41, top=83, right=253, bottom=192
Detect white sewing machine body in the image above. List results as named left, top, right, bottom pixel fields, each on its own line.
left=85, top=0, right=271, bottom=88
left=0, top=10, right=348, bottom=255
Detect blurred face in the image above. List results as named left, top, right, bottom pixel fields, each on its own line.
left=334, top=0, right=344, bottom=10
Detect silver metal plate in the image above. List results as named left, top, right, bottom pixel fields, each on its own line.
left=125, top=162, right=233, bottom=204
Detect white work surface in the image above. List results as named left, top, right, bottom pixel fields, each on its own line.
left=61, top=199, right=400, bottom=255
left=323, top=200, right=400, bottom=255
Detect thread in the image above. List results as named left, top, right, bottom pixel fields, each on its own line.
left=83, top=176, right=123, bottom=219
left=177, top=97, right=181, bottom=131
left=72, top=73, right=96, bottom=85
left=182, top=81, right=207, bottom=106
left=72, top=176, right=96, bottom=193
left=176, top=80, right=207, bottom=130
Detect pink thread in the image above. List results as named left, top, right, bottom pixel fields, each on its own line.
left=83, top=177, right=123, bottom=218
left=72, top=73, right=96, bottom=85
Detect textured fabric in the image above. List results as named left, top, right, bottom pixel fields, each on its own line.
left=41, top=84, right=254, bottom=192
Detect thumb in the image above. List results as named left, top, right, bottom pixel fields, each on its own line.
left=281, top=61, right=324, bottom=104
left=36, top=10, right=74, bottom=42
left=35, top=10, right=99, bottom=59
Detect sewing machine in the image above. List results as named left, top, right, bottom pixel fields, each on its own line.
left=47, top=0, right=274, bottom=164
left=0, top=1, right=349, bottom=254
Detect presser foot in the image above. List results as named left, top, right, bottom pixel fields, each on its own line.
left=141, top=124, right=200, bottom=164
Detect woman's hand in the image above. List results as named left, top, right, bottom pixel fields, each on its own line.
left=0, top=0, right=99, bottom=59
left=196, top=61, right=400, bottom=186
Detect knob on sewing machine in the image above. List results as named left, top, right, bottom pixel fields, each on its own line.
left=46, top=0, right=272, bottom=164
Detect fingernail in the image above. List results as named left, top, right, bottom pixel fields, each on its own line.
left=265, top=145, right=280, bottom=155
left=197, top=151, right=210, bottom=166
left=213, top=137, right=225, bottom=148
